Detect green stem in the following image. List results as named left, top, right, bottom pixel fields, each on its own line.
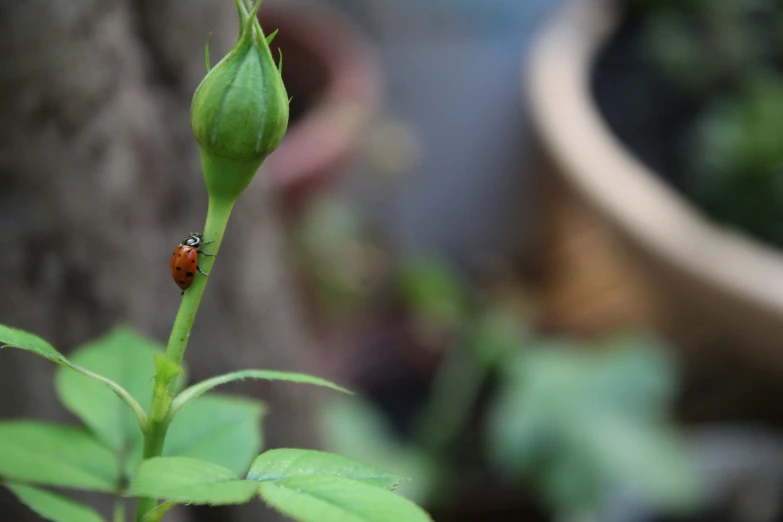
left=414, top=339, right=486, bottom=453
left=165, top=197, right=234, bottom=366
left=134, top=196, right=235, bottom=522
left=411, top=337, right=487, bottom=506
left=114, top=499, right=125, bottom=522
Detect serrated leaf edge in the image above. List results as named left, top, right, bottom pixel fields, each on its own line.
left=170, top=369, right=351, bottom=416
left=0, top=328, right=148, bottom=432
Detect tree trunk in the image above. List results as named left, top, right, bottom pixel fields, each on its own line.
left=0, top=1, right=318, bottom=520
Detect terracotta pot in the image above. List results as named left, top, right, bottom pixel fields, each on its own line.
left=258, top=3, right=383, bottom=218
left=527, top=0, right=783, bottom=373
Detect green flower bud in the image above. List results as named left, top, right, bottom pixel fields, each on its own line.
left=191, top=0, right=289, bottom=203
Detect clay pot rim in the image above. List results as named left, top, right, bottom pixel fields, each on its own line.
left=259, top=4, right=383, bottom=189
left=526, top=0, right=783, bottom=318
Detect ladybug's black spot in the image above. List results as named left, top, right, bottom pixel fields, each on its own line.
left=191, top=260, right=196, bottom=264
left=186, top=272, right=194, bottom=277
left=175, top=266, right=182, bottom=271
left=178, top=254, right=182, bottom=257
left=179, top=279, right=186, bottom=284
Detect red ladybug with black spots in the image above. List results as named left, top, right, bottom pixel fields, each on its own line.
left=171, top=233, right=214, bottom=295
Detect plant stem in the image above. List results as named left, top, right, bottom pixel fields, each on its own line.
left=410, top=337, right=487, bottom=506
left=114, top=499, right=125, bottom=522
left=165, top=197, right=234, bottom=367
left=414, top=338, right=486, bottom=453
left=134, top=196, right=235, bottom=522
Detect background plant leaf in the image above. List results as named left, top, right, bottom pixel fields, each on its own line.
left=0, top=421, right=119, bottom=492
left=259, top=475, right=434, bottom=522
left=397, top=256, right=469, bottom=331
left=171, top=369, right=351, bottom=413
left=164, top=394, right=265, bottom=476
left=317, top=395, right=437, bottom=504
left=55, top=327, right=164, bottom=456
left=292, top=196, right=380, bottom=319
left=247, top=448, right=401, bottom=491
left=469, top=308, right=528, bottom=368
left=127, top=457, right=258, bottom=505
left=488, top=334, right=699, bottom=513
left=5, top=483, right=105, bottom=522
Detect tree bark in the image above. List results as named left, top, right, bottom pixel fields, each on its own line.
left=0, top=1, right=318, bottom=520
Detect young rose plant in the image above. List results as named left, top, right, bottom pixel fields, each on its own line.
left=0, top=1, right=434, bottom=521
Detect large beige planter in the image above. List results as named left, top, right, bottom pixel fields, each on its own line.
left=528, top=0, right=783, bottom=372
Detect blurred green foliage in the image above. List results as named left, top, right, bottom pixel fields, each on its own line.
left=397, top=257, right=471, bottom=332
left=627, top=0, right=783, bottom=246
left=291, top=196, right=699, bottom=516
left=689, top=77, right=783, bottom=243
left=320, top=330, right=699, bottom=517
left=292, top=196, right=386, bottom=320
left=634, top=0, right=783, bottom=93
left=307, top=234, right=700, bottom=517
left=488, top=334, right=697, bottom=513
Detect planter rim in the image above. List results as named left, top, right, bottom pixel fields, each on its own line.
left=526, top=0, right=783, bottom=318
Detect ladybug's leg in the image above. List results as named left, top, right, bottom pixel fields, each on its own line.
left=197, top=265, right=209, bottom=277
left=181, top=290, right=185, bottom=296
left=198, top=240, right=216, bottom=256
left=197, top=250, right=215, bottom=257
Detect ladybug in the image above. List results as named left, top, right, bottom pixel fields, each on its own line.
left=171, top=233, right=214, bottom=295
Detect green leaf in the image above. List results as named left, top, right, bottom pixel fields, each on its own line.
left=318, top=396, right=437, bottom=504
left=128, top=452, right=430, bottom=520
left=5, top=483, right=105, bottom=522
left=686, top=76, right=783, bottom=246
left=488, top=347, right=558, bottom=474
left=55, top=327, right=163, bottom=457
left=581, top=415, right=697, bottom=508
left=0, top=422, right=119, bottom=492
left=0, top=324, right=64, bottom=361
left=487, top=336, right=699, bottom=513
left=318, top=396, right=405, bottom=465
left=165, top=394, right=265, bottom=476
left=234, top=0, right=250, bottom=27
left=469, top=308, right=528, bottom=368
left=171, top=369, right=351, bottom=414
left=292, top=197, right=377, bottom=318
left=247, top=449, right=401, bottom=491
left=259, top=476, right=434, bottom=522
left=597, top=332, right=676, bottom=419
left=397, top=256, right=469, bottom=329
left=142, top=500, right=178, bottom=522
left=0, top=324, right=147, bottom=441
left=127, top=457, right=258, bottom=505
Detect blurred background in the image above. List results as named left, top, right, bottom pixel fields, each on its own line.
left=3, top=0, right=783, bottom=521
